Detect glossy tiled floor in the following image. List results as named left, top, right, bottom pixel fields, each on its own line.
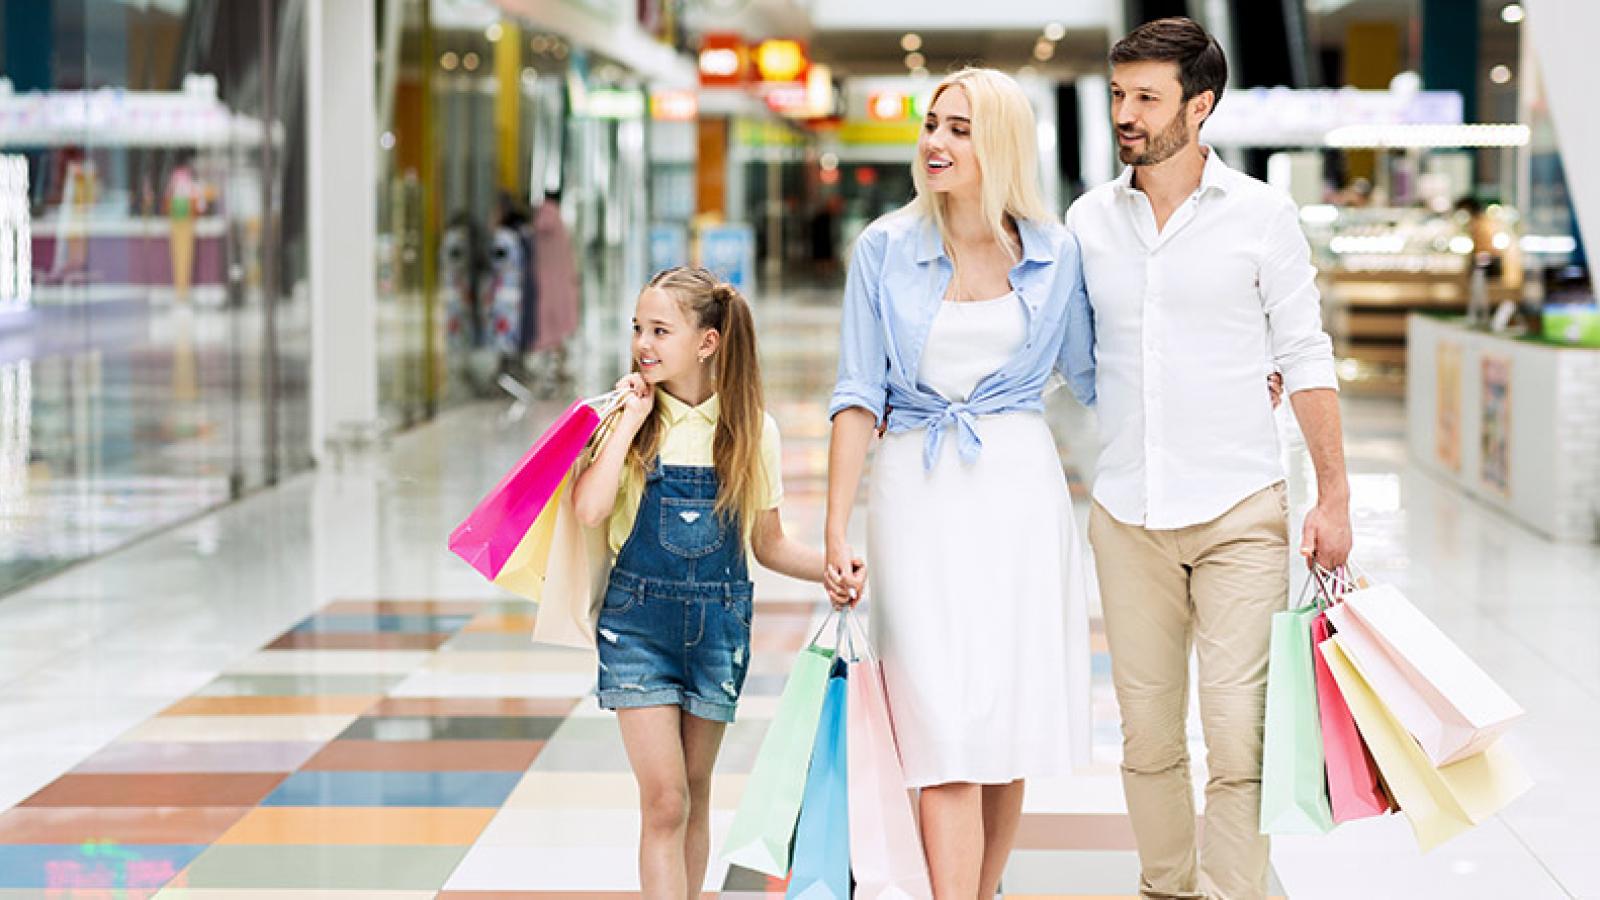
left=0, top=282, right=1593, bottom=897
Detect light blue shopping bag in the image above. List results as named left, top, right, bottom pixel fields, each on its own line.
left=786, top=656, right=849, bottom=899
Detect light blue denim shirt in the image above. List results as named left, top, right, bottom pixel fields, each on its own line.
left=829, top=210, right=1096, bottom=469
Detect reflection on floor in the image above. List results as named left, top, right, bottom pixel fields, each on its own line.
left=0, top=283, right=1591, bottom=897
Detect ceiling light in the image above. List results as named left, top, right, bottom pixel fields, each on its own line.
left=1044, top=22, right=1066, bottom=41
left=1034, top=41, right=1055, bottom=62
left=901, top=33, right=922, bottom=52
left=1501, top=3, right=1525, bottom=24
left=463, top=52, right=480, bottom=71
left=440, top=51, right=459, bottom=70
left=1325, top=123, right=1531, bottom=148
left=905, top=52, right=926, bottom=69
left=1490, top=65, right=1513, bottom=84
left=486, top=23, right=503, bottom=42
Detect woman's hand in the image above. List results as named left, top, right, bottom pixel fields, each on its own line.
left=824, top=538, right=866, bottom=609
left=1268, top=371, right=1285, bottom=409
left=615, top=373, right=653, bottom=428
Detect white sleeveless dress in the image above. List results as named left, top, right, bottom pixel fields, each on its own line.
left=866, top=293, right=1093, bottom=788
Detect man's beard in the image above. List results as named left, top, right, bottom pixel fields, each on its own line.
left=1118, top=114, right=1190, bottom=166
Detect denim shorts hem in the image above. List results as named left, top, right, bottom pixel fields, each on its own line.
left=683, top=695, right=737, bottom=723
left=597, top=687, right=683, bottom=710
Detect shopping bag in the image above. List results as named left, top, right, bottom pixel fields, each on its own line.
left=722, top=616, right=839, bottom=876
left=448, top=396, right=609, bottom=580
left=526, top=404, right=623, bottom=648
left=843, top=611, right=932, bottom=899
left=1321, top=636, right=1533, bottom=851
left=526, top=468, right=613, bottom=648
left=1311, top=612, right=1389, bottom=823
left=787, top=656, right=850, bottom=900
left=1259, top=592, right=1334, bottom=835
left=1339, top=582, right=1524, bottom=766
left=492, top=472, right=568, bottom=600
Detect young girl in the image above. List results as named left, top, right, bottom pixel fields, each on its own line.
left=573, top=267, right=828, bottom=898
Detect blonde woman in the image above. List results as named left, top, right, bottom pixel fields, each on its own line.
left=822, top=68, right=1096, bottom=894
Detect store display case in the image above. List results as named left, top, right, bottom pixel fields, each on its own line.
left=1303, top=205, right=1523, bottom=369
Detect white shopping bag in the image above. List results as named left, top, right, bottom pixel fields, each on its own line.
left=1333, top=583, right=1524, bottom=766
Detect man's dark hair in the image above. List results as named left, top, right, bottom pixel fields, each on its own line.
left=1110, top=17, right=1228, bottom=116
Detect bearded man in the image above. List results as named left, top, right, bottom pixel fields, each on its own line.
left=1065, top=17, right=1354, bottom=900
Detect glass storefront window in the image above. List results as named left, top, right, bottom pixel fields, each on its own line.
left=0, top=0, right=309, bottom=593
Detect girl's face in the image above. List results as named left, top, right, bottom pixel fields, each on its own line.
left=919, top=85, right=980, bottom=200
left=633, top=288, right=715, bottom=388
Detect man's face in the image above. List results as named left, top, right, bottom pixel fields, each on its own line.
left=1110, top=60, right=1201, bottom=166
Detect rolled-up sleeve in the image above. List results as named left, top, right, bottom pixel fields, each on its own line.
left=828, top=227, right=890, bottom=423
left=1054, top=231, right=1097, bottom=408
left=1259, top=197, right=1338, bottom=394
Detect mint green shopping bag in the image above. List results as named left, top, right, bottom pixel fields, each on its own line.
left=1259, top=578, right=1335, bottom=835
left=721, top=614, right=839, bottom=876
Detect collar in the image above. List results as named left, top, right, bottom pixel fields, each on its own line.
left=657, top=388, right=719, bottom=426
left=914, top=214, right=1055, bottom=266
left=1115, top=144, right=1231, bottom=198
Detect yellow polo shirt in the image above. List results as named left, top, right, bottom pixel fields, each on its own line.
left=606, top=390, right=784, bottom=555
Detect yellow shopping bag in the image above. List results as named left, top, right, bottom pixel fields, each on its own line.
left=490, top=471, right=568, bottom=600
left=1321, top=637, right=1532, bottom=851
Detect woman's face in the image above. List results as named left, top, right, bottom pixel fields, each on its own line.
left=919, top=85, right=980, bottom=200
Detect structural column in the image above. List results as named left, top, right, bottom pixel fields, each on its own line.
left=1524, top=0, right=1598, bottom=292
left=305, top=0, right=381, bottom=461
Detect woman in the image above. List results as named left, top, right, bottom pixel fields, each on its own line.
left=822, top=68, right=1097, bottom=895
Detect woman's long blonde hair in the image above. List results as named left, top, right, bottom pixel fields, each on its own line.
left=625, top=267, right=767, bottom=535
left=908, top=68, right=1052, bottom=291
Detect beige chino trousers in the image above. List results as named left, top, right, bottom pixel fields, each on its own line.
left=1088, top=482, right=1289, bottom=900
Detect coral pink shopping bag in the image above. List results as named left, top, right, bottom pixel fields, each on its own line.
left=1311, top=612, right=1389, bottom=823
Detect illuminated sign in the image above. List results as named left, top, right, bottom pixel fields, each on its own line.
left=0, top=155, right=30, bottom=309
left=651, top=89, right=699, bottom=121
left=868, top=91, right=910, bottom=121
left=755, top=40, right=807, bottom=84
left=586, top=89, right=646, bottom=120
left=698, top=33, right=747, bottom=88
left=765, top=85, right=809, bottom=114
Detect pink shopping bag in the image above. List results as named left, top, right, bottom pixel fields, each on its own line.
left=1311, top=612, right=1389, bottom=823
left=844, top=612, right=932, bottom=899
left=449, top=397, right=604, bottom=580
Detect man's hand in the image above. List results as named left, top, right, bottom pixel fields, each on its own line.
left=1300, top=500, right=1352, bottom=570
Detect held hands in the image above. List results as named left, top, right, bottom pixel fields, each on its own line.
left=615, top=374, right=654, bottom=428
left=823, top=538, right=867, bottom=610
left=1268, top=371, right=1285, bottom=409
left=1300, top=499, right=1353, bottom=570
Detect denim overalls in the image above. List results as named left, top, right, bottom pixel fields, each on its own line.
left=596, top=461, right=754, bottom=723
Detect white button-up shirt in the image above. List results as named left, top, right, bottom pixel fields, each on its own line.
left=1066, top=148, right=1338, bottom=530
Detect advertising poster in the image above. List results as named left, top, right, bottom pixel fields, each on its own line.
left=1480, top=355, right=1512, bottom=496
left=698, top=223, right=756, bottom=296
left=1435, top=340, right=1462, bottom=472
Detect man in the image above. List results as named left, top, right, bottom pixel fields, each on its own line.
left=1066, top=17, right=1353, bottom=900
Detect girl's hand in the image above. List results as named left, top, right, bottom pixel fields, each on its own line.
left=615, top=374, right=653, bottom=426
